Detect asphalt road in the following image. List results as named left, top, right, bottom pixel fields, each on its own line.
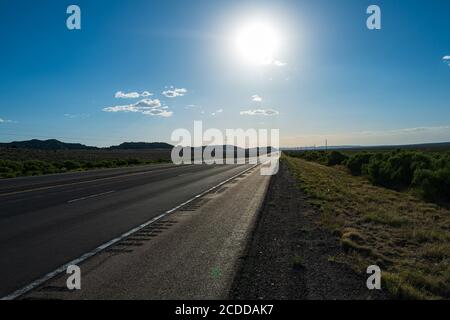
left=24, top=166, right=270, bottom=300
left=0, top=163, right=253, bottom=297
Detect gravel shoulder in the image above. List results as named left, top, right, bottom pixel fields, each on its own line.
left=230, top=161, right=388, bottom=300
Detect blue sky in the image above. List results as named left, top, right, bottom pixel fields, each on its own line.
left=0, top=0, right=449, bottom=147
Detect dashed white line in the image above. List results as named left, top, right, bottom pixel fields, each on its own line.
left=0, top=164, right=258, bottom=300
left=67, top=191, right=116, bottom=204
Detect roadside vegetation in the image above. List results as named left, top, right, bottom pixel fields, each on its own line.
left=0, top=148, right=172, bottom=178
left=285, top=149, right=450, bottom=205
left=284, top=154, right=450, bottom=299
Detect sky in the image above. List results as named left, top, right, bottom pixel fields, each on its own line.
left=0, top=0, right=449, bottom=147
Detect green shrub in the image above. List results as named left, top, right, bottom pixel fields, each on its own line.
left=327, top=151, right=348, bottom=166
left=287, top=149, right=450, bottom=205
left=94, top=160, right=114, bottom=168
left=366, top=155, right=391, bottom=187
left=63, top=160, right=81, bottom=171
left=126, top=158, right=143, bottom=166
left=346, top=153, right=374, bottom=175
left=413, top=168, right=450, bottom=203
left=22, top=160, right=57, bottom=175
left=115, top=160, right=129, bottom=166
left=367, top=151, right=433, bottom=189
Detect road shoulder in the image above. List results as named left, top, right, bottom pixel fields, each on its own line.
left=230, top=161, right=388, bottom=300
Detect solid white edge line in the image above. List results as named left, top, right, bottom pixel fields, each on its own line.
left=1, top=164, right=258, bottom=301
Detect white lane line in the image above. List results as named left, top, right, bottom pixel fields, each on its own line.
left=0, top=164, right=258, bottom=301
left=67, top=191, right=116, bottom=204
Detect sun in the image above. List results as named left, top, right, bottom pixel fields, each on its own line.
left=234, top=20, right=280, bottom=66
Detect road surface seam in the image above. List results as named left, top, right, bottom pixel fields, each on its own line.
left=1, top=164, right=258, bottom=300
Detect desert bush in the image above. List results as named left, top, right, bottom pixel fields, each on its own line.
left=94, top=160, right=114, bottom=168
left=62, top=160, right=81, bottom=171
left=366, top=151, right=434, bottom=189
left=23, top=160, right=57, bottom=175
left=413, top=168, right=450, bottom=203
left=115, top=159, right=129, bottom=166
left=286, top=149, right=450, bottom=204
left=327, top=151, right=348, bottom=166
left=346, top=153, right=374, bottom=175
left=126, top=158, right=143, bottom=166
left=0, top=148, right=171, bottom=179
left=0, top=160, right=23, bottom=178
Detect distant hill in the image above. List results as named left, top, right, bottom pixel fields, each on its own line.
left=0, top=139, right=98, bottom=150
left=109, top=142, right=173, bottom=150
left=0, top=139, right=174, bottom=150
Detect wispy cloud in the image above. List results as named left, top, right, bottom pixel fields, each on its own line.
left=211, top=108, right=223, bottom=116
left=103, top=99, right=173, bottom=117
left=361, top=125, right=450, bottom=136
left=273, top=60, right=287, bottom=67
left=282, top=125, right=450, bottom=147
left=162, top=87, right=187, bottom=98
left=240, top=109, right=279, bottom=116
left=252, top=95, right=263, bottom=102
left=115, top=91, right=153, bottom=99
left=64, top=113, right=90, bottom=119
left=0, top=117, right=14, bottom=123
left=443, top=55, right=450, bottom=66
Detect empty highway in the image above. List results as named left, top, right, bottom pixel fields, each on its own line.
left=0, top=163, right=255, bottom=298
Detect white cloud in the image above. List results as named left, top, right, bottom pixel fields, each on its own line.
left=211, top=108, right=223, bottom=116
left=240, top=109, right=279, bottom=116
left=103, top=99, right=173, bottom=117
left=0, top=118, right=13, bottom=123
left=141, top=91, right=153, bottom=97
left=141, top=108, right=173, bottom=117
left=115, top=91, right=153, bottom=99
left=443, top=56, right=450, bottom=66
left=252, top=95, right=263, bottom=102
left=162, top=87, right=187, bottom=98
left=64, top=113, right=90, bottom=119
left=273, top=60, right=287, bottom=67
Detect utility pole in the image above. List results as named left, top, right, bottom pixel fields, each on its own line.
left=325, top=139, right=328, bottom=152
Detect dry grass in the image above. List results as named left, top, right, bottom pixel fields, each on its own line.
left=284, top=155, right=450, bottom=300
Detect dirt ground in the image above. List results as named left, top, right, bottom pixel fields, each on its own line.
left=230, top=162, right=388, bottom=300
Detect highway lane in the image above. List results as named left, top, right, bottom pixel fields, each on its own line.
left=24, top=166, right=271, bottom=300
left=0, top=163, right=175, bottom=194
left=0, top=163, right=253, bottom=297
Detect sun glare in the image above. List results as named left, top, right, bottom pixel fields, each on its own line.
left=234, top=20, right=280, bottom=65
